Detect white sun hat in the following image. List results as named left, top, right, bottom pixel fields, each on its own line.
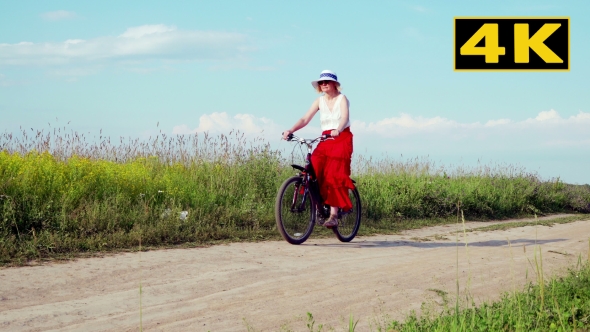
left=311, top=70, right=340, bottom=89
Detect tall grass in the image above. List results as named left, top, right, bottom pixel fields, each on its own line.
left=384, top=260, right=590, bottom=331
left=1, top=126, right=589, bottom=264
left=355, top=155, right=590, bottom=221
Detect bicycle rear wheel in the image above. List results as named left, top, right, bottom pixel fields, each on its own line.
left=275, top=176, right=315, bottom=244
left=333, top=187, right=361, bottom=242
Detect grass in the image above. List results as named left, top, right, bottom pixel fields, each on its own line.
left=1, top=125, right=590, bottom=265
left=382, top=257, right=590, bottom=331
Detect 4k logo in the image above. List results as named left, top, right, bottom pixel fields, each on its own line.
left=454, top=17, right=570, bottom=71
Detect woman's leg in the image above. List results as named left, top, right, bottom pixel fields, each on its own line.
left=330, top=206, right=338, bottom=217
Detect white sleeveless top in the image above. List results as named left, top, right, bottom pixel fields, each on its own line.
left=319, top=94, right=350, bottom=131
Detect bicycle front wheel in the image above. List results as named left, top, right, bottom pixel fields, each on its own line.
left=275, top=176, right=315, bottom=244
left=333, top=187, right=361, bottom=242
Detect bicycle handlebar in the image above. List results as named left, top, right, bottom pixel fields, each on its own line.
left=284, top=132, right=331, bottom=144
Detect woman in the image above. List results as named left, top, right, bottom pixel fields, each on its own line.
left=282, top=70, right=354, bottom=227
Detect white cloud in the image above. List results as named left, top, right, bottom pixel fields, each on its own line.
left=40, top=10, right=77, bottom=21
left=172, top=112, right=282, bottom=137
left=484, top=119, right=511, bottom=127
left=572, top=112, right=590, bottom=121
left=352, top=113, right=478, bottom=138
left=533, top=109, right=561, bottom=122
left=119, top=25, right=176, bottom=38
left=351, top=109, right=590, bottom=152
left=169, top=109, right=590, bottom=158
left=0, top=25, right=251, bottom=66
left=172, top=112, right=322, bottom=143
left=353, top=109, right=590, bottom=136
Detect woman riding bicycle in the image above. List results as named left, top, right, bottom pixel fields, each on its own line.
left=282, top=70, right=355, bottom=228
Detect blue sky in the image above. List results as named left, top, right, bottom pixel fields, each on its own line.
left=1, top=1, right=589, bottom=184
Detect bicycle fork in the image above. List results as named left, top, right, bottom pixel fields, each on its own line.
left=293, top=184, right=308, bottom=213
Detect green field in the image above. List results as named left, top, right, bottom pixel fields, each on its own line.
left=1, top=128, right=589, bottom=265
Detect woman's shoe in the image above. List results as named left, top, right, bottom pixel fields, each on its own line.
left=324, top=215, right=339, bottom=227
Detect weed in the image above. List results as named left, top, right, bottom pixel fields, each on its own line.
left=306, top=312, right=323, bottom=332
left=348, top=314, right=359, bottom=331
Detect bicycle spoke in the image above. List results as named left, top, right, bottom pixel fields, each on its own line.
left=333, top=187, right=361, bottom=242
left=275, top=176, right=315, bottom=244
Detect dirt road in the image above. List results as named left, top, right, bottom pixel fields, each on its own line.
left=1, top=215, right=589, bottom=331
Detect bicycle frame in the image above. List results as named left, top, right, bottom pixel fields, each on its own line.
left=286, top=134, right=331, bottom=219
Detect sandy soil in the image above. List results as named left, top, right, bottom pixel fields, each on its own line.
left=1, top=215, right=589, bottom=331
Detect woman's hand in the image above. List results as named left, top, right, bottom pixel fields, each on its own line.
left=282, top=130, right=292, bottom=140
left=330, top=129, right=340, bottom=137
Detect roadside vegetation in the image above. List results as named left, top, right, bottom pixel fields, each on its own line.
left=256, top=215, right=590, bottom=332
left=385, top=261, right=590, bottom=331
left=266, top=258, right=590, bottom=332
left=1, top=127, right=590, bottom=265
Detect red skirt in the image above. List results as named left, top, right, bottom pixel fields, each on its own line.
left=311, top=127, right=354, bottom=211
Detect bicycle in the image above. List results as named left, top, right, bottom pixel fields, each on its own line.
left=275, top=133, right=362, bottom=245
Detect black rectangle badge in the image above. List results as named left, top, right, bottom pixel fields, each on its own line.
left=454, top=17, right=570, bottom=71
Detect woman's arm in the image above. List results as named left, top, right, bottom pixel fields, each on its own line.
left=282, top=98, right=320, bottom=139
left=331, top=95, right=349, bottom=137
